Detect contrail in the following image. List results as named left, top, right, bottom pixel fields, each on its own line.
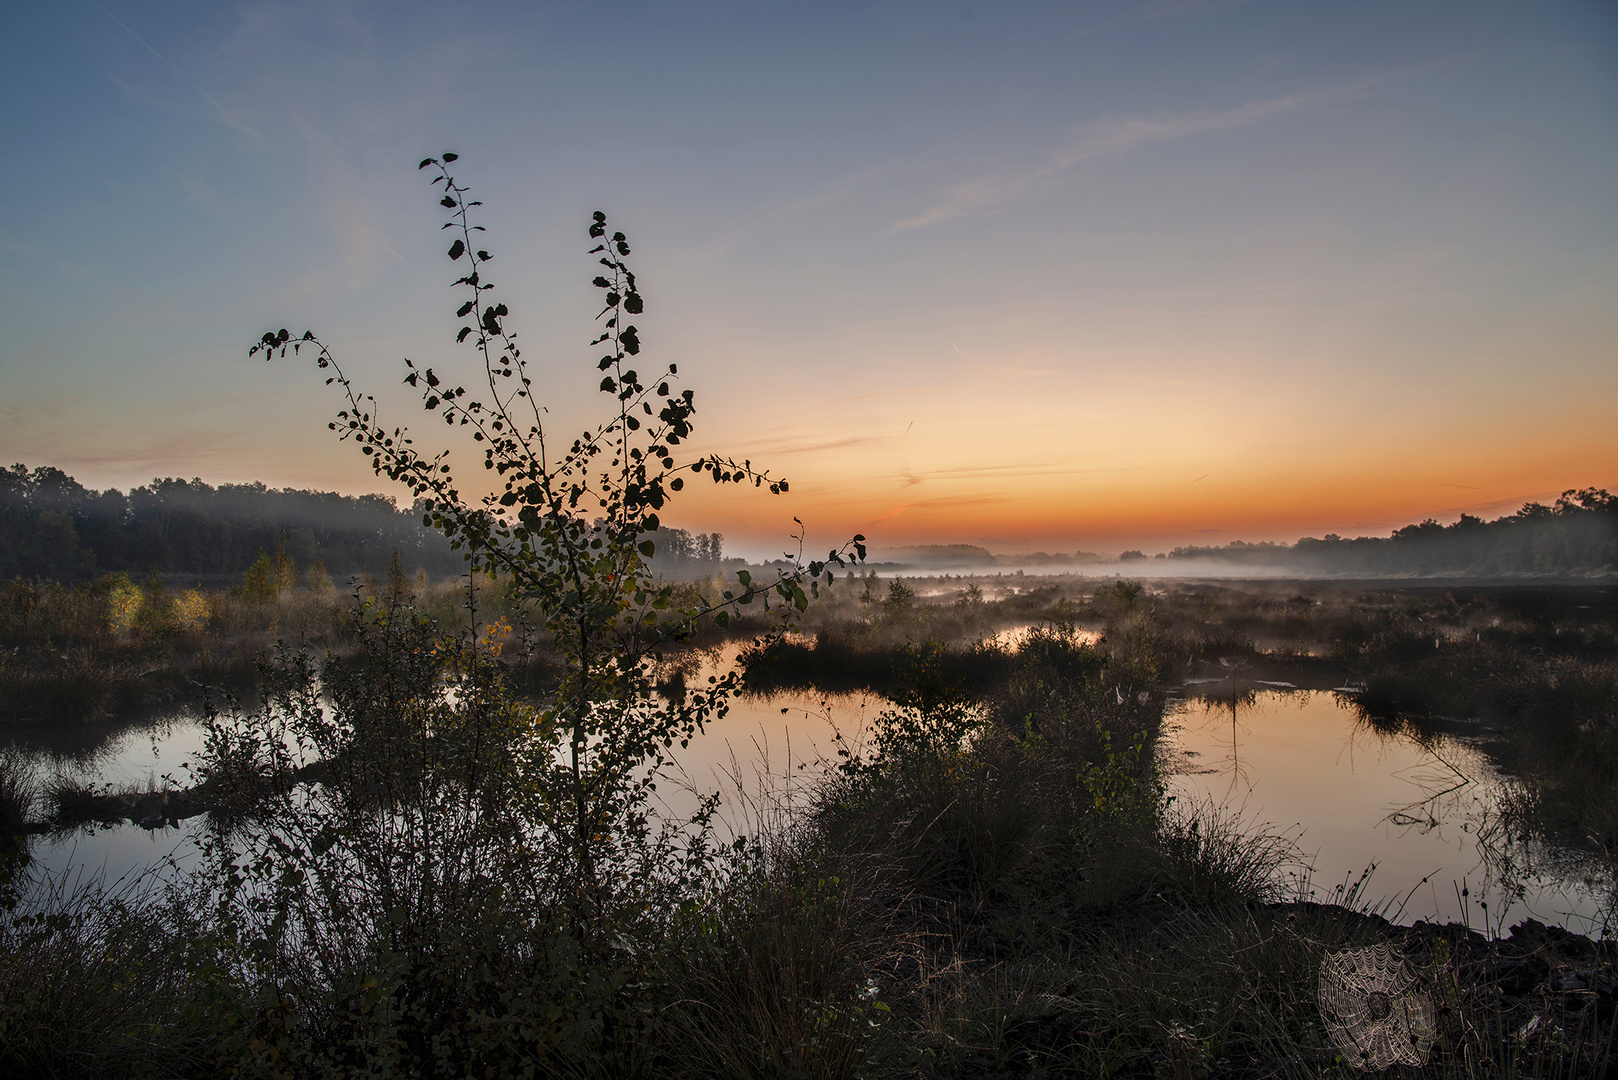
left=93, top=1, right=263, bottom=139
left=898, top=420, right=914, bottom=449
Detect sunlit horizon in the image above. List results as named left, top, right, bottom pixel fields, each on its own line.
left=2, top=2, right=1613, bottom=561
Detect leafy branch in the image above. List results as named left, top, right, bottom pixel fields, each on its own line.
left=251, top=154, right=865, bottom=918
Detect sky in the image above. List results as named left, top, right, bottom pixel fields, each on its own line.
left=1, top=1, right=1615, bottom=559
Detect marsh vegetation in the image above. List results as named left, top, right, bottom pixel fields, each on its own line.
left=7, top=573, right=1618, bottom=1077
left=2, top=159, right=1615, bottom=1078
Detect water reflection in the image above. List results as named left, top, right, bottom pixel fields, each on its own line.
left=650, top=642, right=876, bottom=830
left=2, top=642, right=875, bottom=881
left=1, top=707, right=207, bottom=778
left=27, top=820, right=204, bottom=887
left=14, top=642, right=1615, bottom=939
left=2, top=704, right=215, bottom=880
left=1166, top=687, right=1616, bottom=936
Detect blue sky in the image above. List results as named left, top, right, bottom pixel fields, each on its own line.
left=3, top=1, right=1615, bottom=555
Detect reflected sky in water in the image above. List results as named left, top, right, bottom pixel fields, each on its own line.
left=1165, top=688, right=1614, bottom=937
left=10, top=650, right=1615, bottom=938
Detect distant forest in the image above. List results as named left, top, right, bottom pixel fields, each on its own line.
left=0, top=464, right=461, bottom=584
left=0, top=464, right=732, bottom=586
left=5, top=464, right=1610, bottom=584
left=1165, top=488, right=1617, bottom=576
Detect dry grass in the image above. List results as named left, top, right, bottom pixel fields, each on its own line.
left=0, top=572, right=564, bottom=721
left=0, top=870, right=221, bottom=1079
left=4, top=574, right=1615, bottom=1076
left=0, top=747, right=36, bottom=836
left=659, top=851, right=908, bottom=1080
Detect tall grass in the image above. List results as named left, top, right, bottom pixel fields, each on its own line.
left=0, top=870, right=221, bottom=1079
left=658, top=849, right=905, bottom=1080
left=711, top=588, right=1618, bottom=1077
left=0, top=747, right=34, bottom=837
left=3, top=574, right=1614, bottom=1075
left=0, top=748, right=35, bottom=911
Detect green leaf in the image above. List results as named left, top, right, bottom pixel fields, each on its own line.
left=638, top=540, right=655, bottom=557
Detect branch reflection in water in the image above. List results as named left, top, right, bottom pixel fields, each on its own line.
left=1164, top=684, right=1616, bottom=936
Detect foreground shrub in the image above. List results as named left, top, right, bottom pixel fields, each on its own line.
left=205, top=154, right=863, bottom=1075
left=659, top=852, right=902, bottom=1080
left=0, top=874, right=219, bottom=1079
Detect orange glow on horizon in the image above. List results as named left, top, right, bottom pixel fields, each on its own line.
left=663, top=422, right=1617, bottom=555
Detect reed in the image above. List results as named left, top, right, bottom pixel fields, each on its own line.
left=0, top=870, right=221, bottom=1080
left=0, top=747, right=36, bottom=837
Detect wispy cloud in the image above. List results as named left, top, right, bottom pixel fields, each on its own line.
left=908, top=462, right=1143, bottom=482
left=866, top=491, right=1020, bottom=528
left=272, top=117, right=408, bottom=300
left=890, top=80, right=1376, bottom=232
left=94, top=1, right=264, bottom=139
left=678, top=161, right=906, bottom=266
left=867, top=503, right=913, bottom=527
left=723, top=430, right=893, bottom=458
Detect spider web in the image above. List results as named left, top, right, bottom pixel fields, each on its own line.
left=1318, top=942, right=1436, bottom=1070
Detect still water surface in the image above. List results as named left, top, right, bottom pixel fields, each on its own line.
left=8, top=654, right=1614, bottom=937
left=8, top=709, right=211, bottom=884
left=1165, top=687, right=1614, bottom=936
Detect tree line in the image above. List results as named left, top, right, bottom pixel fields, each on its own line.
left=648, top=526, right=726, bottom=568
left=1166, top=488, right=1617, bottom=576
left=0, top=464, right=460, bottom=584
left=0, top=463, right=732, bottom=586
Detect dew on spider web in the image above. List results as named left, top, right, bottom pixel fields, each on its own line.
left=1318, top=942, right=1436, bottom=1069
